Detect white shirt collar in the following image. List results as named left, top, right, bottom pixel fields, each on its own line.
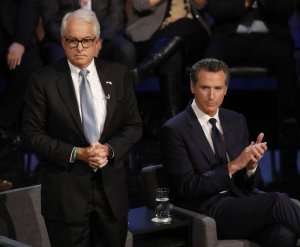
left=191, top=99, right=220, bottom=127
left=67, top=59, right=96, bottom=76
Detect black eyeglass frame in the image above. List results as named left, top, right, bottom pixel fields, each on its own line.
left=64, top=37, right=96, bottom=48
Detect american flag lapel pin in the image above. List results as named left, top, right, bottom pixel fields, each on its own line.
left=105, top=81, right=112, bottom=99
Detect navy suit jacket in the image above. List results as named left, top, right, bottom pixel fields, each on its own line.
left=160, top=104, right=261, bottom=213
left=21, top=58, right=142, bottom=223
left=43, top=0, right=125, bottom=42
left=207, top=0, right=295, bottom=41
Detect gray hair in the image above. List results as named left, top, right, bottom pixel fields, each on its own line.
left=190, top=58, right=230, bottom=86
left=61, top=8, right=100, bottom=37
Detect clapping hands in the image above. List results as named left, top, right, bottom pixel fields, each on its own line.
left=228, top=132, right=268, bottom=175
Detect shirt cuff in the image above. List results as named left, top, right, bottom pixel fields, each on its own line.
left=70, top=147, right=78, bottom=163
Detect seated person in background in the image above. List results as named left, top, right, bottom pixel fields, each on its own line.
left=126, top=0, right=210, bottom=119
left=0, top=0, right=43, bottom=144
left=203, top=0, right=299, bottom=172
left=160, top=58, right=300, bottom=247
left=42, top=0, right=136, bottom=69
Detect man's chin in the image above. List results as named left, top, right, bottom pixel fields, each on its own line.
left=204, top=107, right=218, bottom=116
left=71, top=59, right=89, bottom=68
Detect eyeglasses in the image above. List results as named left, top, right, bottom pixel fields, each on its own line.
left=64, top=38, right=96, bottom=48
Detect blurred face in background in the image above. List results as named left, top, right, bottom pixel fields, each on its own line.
left=191, top=69, right=228, bottom=117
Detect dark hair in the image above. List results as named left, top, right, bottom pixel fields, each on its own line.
left=190, top=58, right=230, bottom=85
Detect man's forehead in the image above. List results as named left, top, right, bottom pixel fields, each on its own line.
left=64, top=35, right=95, bottom=39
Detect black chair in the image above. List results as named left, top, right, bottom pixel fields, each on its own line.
left=141, top=164, right=261, bottom=247
left=0, top=185, right=133, bottom=247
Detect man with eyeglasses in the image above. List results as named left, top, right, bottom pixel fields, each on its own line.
left=42, top=0, right=137, bottom=70
left=21, top=8, right=142, bottom=247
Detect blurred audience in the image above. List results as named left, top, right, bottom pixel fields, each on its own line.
left=203, top=0, right=299, bottom=172
left=126, top=0, right=210, bottom=120
left=42, top=0, right=137, bottom=69
left=0, top=0, right=44, bottom=146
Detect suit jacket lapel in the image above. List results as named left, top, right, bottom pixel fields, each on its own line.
left=219, top=109, right=235, bottom=160
left=186, top=106, right=217, bottom=164
left=95, top=59, right=114, bottom=138
left=55, top=59, right=85, bottom=137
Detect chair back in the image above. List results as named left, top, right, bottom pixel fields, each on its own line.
left=141, top=164, right=169, bottom=209
left=229, top=65, right=272, bottom=77
left=0, top=185, right=50, bottom=247
left=0, top=185, right=133, bottom=247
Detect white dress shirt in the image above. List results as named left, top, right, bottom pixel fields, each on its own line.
left=68, top=59, right=107, bottom=138
left=191, top=99, right=224, bottom=155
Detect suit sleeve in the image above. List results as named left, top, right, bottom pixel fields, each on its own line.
left=14, top=0, right=40, bottom=48
left=21, top=72, right=74, bottom=167
left=160, top=124, right=232, bottom=200
left=230, top=115, right=262, bottom=193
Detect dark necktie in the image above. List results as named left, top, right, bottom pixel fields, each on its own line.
left=79, top=69, right=99, bottom=144
left=209, top=118, right=227, bottom=163
left=209, top=118, right=244, bottom=196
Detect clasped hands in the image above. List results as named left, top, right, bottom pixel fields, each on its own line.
left=76, top=142, right=110, bottom=170
left=228, top=132, right=267, bottom=175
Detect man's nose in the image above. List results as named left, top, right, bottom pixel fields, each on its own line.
left=208, top=89, right=215, bottom=99
left=76, top=42, right=84, bottom=51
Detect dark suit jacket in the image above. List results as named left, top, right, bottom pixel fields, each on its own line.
left=43, top=0, right=124, bottom=43
left=160, top=104, right=261, bottom=214
left=21, top=58, right=142, bottom=223
left=0, top=0, right=40, bottom=60
left=207, top=0, right=295, bottom=41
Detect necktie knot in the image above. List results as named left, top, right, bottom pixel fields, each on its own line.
left=79, top=69, right=89, bottom=78
left=209, top=118, right=217, bottom=127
